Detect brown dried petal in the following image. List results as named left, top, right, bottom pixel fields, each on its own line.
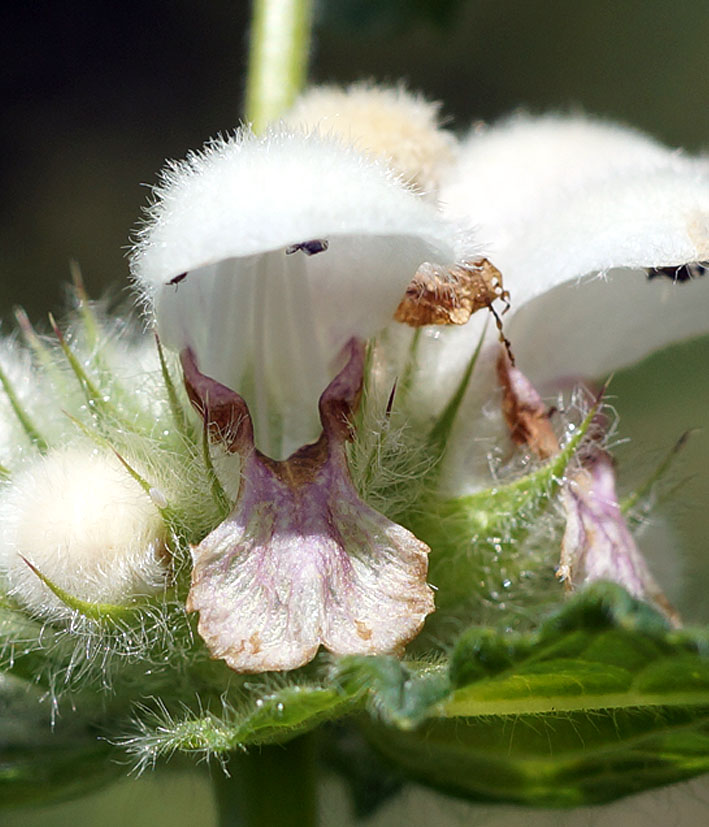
left=394, top=258, right=508, bottom=327
left=497, top=347, right=559, bottom=459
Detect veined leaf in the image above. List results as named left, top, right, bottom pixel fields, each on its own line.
left=365, top=704, right=709, bottom=807
left=354, top=584, right=709, bottom=805
left=445, top=583, right=709, bottom=716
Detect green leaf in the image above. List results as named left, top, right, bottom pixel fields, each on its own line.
left=445, top=583, right=709, bottom=716
left=364, top=704, right=709, bottom=807
left=235, top=684, right=356, bottom=743
left=360, top=583, right=709, bottom=806
left=335, top=656, right=449, bottom=728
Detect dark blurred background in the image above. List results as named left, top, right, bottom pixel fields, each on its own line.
left=3, top=0, right=709, bottom=320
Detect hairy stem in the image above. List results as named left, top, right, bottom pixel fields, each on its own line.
left=213, top=735, right=318, bottom=827
left=245, top=0, right=313, bottom=132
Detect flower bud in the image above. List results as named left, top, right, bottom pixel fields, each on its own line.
left=282, top=83, right=456, bottom=196
left=0, top=447, right=168, bottom=616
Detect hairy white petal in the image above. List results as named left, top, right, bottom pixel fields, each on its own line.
left=497, top=163, right=709, bottom=306
left=505, top=269, right=709, bottom=386
left=442, top=114, right=709, bottom=298
left=0, top=447, right=168, bottom=615
left=441, top=114, right=679, bottom=259
left=430, top=115, right=709, bottom=497
left=133, top=128, right=463, bottom=293
left=413, top=117, right=705, bottom=422
left=132, top=128, right=470, bottom=457
left=485, top=147, right=709, bottom=383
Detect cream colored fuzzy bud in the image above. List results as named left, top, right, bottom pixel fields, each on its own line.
left=0, top=447, right=169, bottom=616
left=282, top=84, right=457, bottom=197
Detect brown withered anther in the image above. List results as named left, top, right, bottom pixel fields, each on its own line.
left=394, top=258, right=509, bottom=326
left=497, top=347, right=559, bottom=460
left=395, top=258, right=514, bottom=362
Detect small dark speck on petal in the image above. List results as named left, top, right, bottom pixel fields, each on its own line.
left=285, top=240, right=330, bottom=256
left=166, top=272, right=188, bottom=288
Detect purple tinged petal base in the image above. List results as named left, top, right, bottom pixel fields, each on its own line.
left=181, top=340, right=434, bottom=673
left=558, top=450, right=679, bottom=626
left=495, top=347, right=678, bottom=625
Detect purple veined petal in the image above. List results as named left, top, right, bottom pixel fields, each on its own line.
left=182, top=339, right=434, bottom=673
left=558, top=449, right=679, bottom=626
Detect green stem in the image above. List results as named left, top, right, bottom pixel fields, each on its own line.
left=245, top=0, right=313, bottom=132
left=213, top=735, right=318, bottom=827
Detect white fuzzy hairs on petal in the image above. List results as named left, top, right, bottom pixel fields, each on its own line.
left=440, top=113, right=709, bottom=304
left=416, top=113, right=709, bottom=496
left=440, top=113, right=678, bottom=258
left=438, top=114, right=709, bottom=385
left=132, top=127, right=476, bottom=457
left=132, top=127, right=466, bottom=292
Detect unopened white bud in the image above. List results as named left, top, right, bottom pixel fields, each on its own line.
left=0, top=447, right=169, bottom=616
left=283, top=83, right=456, bottom=197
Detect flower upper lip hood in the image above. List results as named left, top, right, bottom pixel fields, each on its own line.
left=131, top=127, right=473, bottom=458
left=131, top=128, right=464, bottom=286
left=440, top=114, right=709, bottom=277
left=434, top=114, right=709, bottom=379
left=408, top=113, right=709, bottom=496
left=440, top=115, right=709, bottom=316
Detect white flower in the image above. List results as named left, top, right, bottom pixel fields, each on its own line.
left=426, top=113, right=709, bottom=494
left=130, top=126, right=479, bottom=672
left=127, top=108, right=709, bottom=669
left=131, top=127, right=471, bottom=460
